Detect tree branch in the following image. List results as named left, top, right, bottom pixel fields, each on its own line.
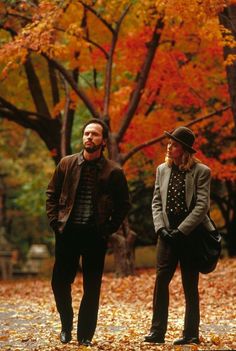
left=0, top=97, right=61, bottom=163
left=116, top=17, right=165, bottom=142
left=5, top=11, right=32, bottom=22
left=144, top=86, right=162, bottom=116
left=53, top=24, right=109, bottom=58
left=79, top=0, right=115, bottom=33
left=0, top=96, right=56, bottom=127
left=120, top=105, right=231, bottom=165
left=219, top=5, right=236, bottom=133
left=60, top=82, right=74, bottom=157
left=48, top=61, right=60, bottom=107
left=103, top=4, right=131, bottom=118
left=83, top=36, right=109, bottom=59
left=81, top=8, right=99, bottom=90
left=24, top=56, right=51, bottom=117
left=42, top=54, right=101, bottom=118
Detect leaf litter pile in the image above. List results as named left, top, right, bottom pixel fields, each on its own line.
left=0, top=258, right=235, bottom=351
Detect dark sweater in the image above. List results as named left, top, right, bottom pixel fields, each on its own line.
left=69, top=160, right=98, bottom=225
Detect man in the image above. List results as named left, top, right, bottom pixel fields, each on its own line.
left=46, top=119, right=130, bottom=347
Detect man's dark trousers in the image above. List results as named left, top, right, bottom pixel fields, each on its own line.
left=51, top=223, right=107, bottom=341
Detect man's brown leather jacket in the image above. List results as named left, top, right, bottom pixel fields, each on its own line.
left=46, top=151, right=130, bottom=237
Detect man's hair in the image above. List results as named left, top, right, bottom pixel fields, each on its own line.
left=82, top=118, right=109, bottom=139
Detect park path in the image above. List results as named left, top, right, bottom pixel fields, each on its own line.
left=0, top=258, right=236, bottom=350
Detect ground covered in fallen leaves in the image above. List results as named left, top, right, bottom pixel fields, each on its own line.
left=0, top=258, right=235, bottom=351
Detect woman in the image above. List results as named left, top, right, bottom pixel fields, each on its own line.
left=144, top=126, right=215, bottom=345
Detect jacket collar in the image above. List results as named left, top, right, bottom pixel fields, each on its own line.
left=77, top=150, right=106, bottom=170
left=78, top=151, right=84, bottom=165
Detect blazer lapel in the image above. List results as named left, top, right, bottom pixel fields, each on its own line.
left=185, top=167, right=195, bottom=209
left=161, top=165, right=171, bottom=211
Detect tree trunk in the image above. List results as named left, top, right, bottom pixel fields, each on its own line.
left=104, top=133, right=136, bottom=276
left=219, top=5, right=236, bottom=132
left=211, top=180, right=236, bottom=256
left=224, top=181, right=236, bottom=256
left=0, top=175, right=7, bottom=227
left=110, top=218, right=137, bottom=277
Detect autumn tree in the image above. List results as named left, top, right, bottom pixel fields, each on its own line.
left=1, top=0, right=236, bottom=274
left=219, top=3, right=236, bottom=130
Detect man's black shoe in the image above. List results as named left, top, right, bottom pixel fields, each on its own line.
left=144, top=332, right=165, bottom=343
left=60, top=330, right=72, bottom=344
left=78, top=339, right=93, bottom=347
left=173, top=336, right=200, bottom=345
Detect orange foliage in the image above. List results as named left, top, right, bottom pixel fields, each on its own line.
left=0, top=0, right=236, bottom=183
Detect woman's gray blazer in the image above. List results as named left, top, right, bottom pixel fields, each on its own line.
left=152, top=162, right=215, bottom=235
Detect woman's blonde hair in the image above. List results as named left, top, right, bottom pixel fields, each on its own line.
left=165, top=150, right=201, bottom=171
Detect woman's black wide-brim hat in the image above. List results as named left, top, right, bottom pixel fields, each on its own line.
left=164, top=126, right=196, bottom=153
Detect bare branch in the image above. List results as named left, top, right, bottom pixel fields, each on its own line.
left=59, top=70, right=78, bottom=156
left=24, top=56, right=51, bottom=117
left=53, top=22, right=109, bottom=58
left=5, top=11, right=32, bottom=22
left=79, top=0, right=114, bottom=33
left=48, top=62, right=60, bottom=107
left=116, top=17, right=165, bottom=143
left=61, top=82, right=73, bottom=157
left=0, top=96, right=61, bottom=163
left=42, top=54, right=101, bottom=118
left=103, top=4, right=131, bottom=117
left=120, top=105, right=231, bottom=165
left=83, top=36, right=109, bottom=59
left=144, top=86, right=162, bottom=116
left=81, top=7, right=104, bottom=90
left=0, top=96, right=51, bottom=123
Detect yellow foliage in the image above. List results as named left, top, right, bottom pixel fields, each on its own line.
left=211, top=334, right=221, bottom=345
left=224, top=54, right=236, bottom=66
left=0, top=0, right=229, bottom=71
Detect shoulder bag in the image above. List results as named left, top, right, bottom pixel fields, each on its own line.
left=187, top=221, right=222, bottom=274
